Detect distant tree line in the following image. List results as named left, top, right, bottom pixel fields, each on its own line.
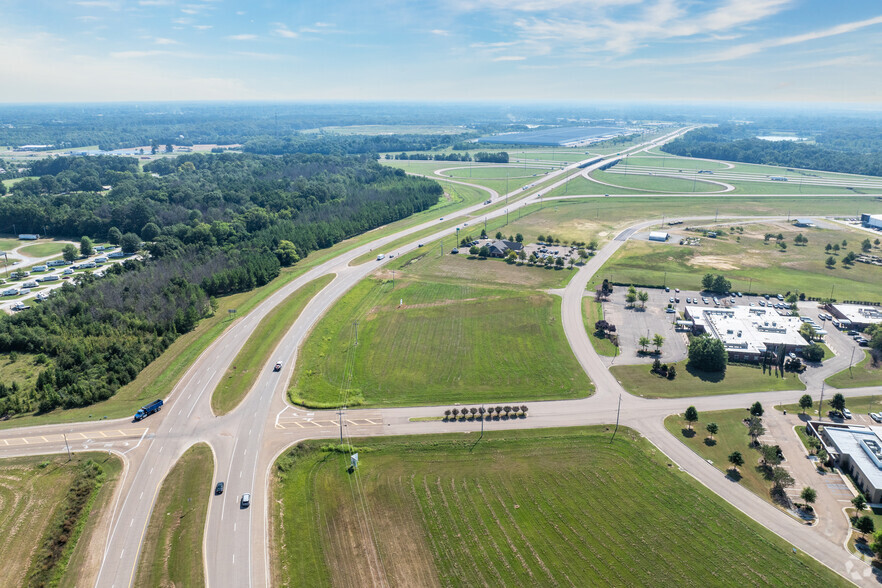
left=662, top=125, right=882, bottom=177
left=473, top=151, right=509, bottom=163
left=391, top=152, right=473, bottom=161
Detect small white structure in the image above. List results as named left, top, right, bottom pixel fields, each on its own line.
left=648, top=231, right=669, bottom=242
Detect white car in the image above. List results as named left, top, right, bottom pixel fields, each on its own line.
left=843, top=408, right=852, bottom=419
left=870, top=413, right=882, bottom=423
left=241, top=493, right=251, bottom=508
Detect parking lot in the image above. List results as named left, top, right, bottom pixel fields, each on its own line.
left=602, top=287, right=688, bottom=365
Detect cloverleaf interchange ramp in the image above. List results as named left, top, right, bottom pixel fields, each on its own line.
left=1, top=126, right=878, bottom=587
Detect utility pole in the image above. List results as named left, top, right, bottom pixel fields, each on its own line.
left=830, top=284, right=835, bottom=301
left=354, top=321, right=358, bottom=346
left=480, top=404, right=484, bottom=439
left=818, top=382, right=825, bottom=420
left=63, top=433, right=71, bottom=461
left=338, top=407, right=345, bottom=444
left=849, top=347, right=856, bottom=376
left=391, top=270, right=395, bottom=288
left=610, top=394, right=622, bottom=443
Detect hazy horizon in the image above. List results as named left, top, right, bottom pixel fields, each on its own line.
left=1, top=0, right=881, bottom=105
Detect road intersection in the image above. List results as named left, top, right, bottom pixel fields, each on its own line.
left=0, top=126, right=878, bottom=586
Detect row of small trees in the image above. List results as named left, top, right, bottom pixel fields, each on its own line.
left=444, top=405, right=528, bottom=420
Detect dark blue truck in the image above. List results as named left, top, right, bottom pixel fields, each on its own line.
left=134, top=399, right=163, bottom=421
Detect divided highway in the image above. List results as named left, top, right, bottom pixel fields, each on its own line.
left=6, top=126, right=874, bottom=587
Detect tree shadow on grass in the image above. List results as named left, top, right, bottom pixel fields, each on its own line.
left=685, top=364, right=726, bottom=384
left=703, top=438, right=717, bottom=447
left=681, top=428, right=696, bottom=438
left=725, top=469, right=742, bottom=482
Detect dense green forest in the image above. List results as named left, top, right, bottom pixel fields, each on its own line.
left=662, top=124, right=882, bottom=176
left=0, top=152, right=441, bottom=416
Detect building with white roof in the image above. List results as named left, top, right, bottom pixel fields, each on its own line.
left=862, top=213, right=882, bottom=230
left=648, top=231, right=669, bottom=242
left=684, top=305, right=806, bottom=362
left=825, top=303, right=882, bottom=329
left=811, top=422, right=882, bottom=502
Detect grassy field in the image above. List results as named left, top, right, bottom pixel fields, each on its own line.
left=270, top=427, right=848, bottom=587
left=18, top=241, right=71, bottom=258
left=381, top=159, right=563, bottom=196
left=291, top=250, right=591, bottom=408
left=0, top=237, right=19, bottom=250
left=583, top=298, right=617, bottom=356
left=0, top=452, right=122, bottom=588
left=591, top=220, right=882, bottom=300
left=612, top=360, right=803, bottom=398
left=213, top=274, right=334, bottom=414
left=0, top=352, right=46, bottom=394
left=442, top=164, right=556, bottom=180
left=664, top=409, right=791, bottom=510
left=625, top=155, right=732, bottom=170
left=592, top=169, right=724, bottom=193
left=135, top=443, right=213, bottom=588
left=826, top=351, right=882, bottom=389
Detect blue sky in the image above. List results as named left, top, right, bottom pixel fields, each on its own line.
left=1, top=0, right=881, bottom=103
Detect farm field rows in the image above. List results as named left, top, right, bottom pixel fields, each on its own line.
left=270, top=427, right=848, bottom=587
left=291, top=250, right=590, bottom=408
left=0, top=453, right=122, bottom=588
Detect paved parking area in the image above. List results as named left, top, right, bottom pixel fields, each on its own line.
left=602, top=287, right=688, bottom=365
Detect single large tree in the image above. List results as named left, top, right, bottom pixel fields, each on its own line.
left=120, top=232, right=141, bottom=254
left=80, top=236, right=94, bottom=257
left=107, top=226, right=122, bottom=245
left=684, top=406, right=698, bottom=430
left=62, top=244, right=78, bottom=262
left=830, top=393, right=847, bottom=413
left=800, top=487, right=817, bottom=506
left=798, top=394, right=813, bottom=414
left=652, top=333, right=665, bottom=352
left=688, top=336, right=727, bottom=373
left=750, top=401, right=764, bottom=417
left=140, top=222, right=161, bottom=242
left=856, top=516, right=876, bottom=536
left=853, top=495, right=867, bottom=513
left=728, top=451, right=744, bottom=472
left=706, top=422, right=719, bottom=440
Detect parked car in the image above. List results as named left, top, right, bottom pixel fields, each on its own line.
left=844, top=408, right=853, bottom=419
left=870, top=413, right=882, bottom=423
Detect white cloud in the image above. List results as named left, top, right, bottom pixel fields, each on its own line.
left=227, top=34, right=257, bottom=41
left=449, top=0, right=639, bottom=10
left=430, top=29, right=450, bottom=36
left=110, top=50, right=170, bottom=58
left=139, top=0, right=173, bottom=5
left=76, top=15, right=102, bottom=22
left=273, top=24, right=298, bottom=39
left=194, top=25, right=213, bottom=30
left=493, top=55, right=526, bottom=61
left=72, top=0, right=120, bottom=8
left=153, top=37, right=179, bottom=45
left=233, top=51, right=285, bottom=61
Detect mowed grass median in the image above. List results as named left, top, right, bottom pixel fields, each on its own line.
left=212, top=274, right=334, bottom=414
left=135, top=443, right=213, bottom=588
left=826, top=350, right=882, bottom=389
left=0, top=452, right=122, bottom=588
left=270, top=427, right=848, bottom=587
left=290, top=250, right=590, bottom=408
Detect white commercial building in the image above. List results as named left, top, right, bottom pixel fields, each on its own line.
left=812, top=423, right=882, bottom=503
left=684, top=305, right=806, bottom=362
left=826, top=303, right=882, bottom=329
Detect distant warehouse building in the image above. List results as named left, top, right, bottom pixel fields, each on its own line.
left=862, top=213, right=882, bottom=229
left=825, top=303, right=882, bottom=330
left=648, top=231, right=669, bottom=242
left=684, top=305, right=806, bottom=362
left=793, top=218, right=815, bottom=228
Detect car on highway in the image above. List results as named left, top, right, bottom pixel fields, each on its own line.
left=417, top=243, right=423, bottom=247
left=241, top=493, right=251, bottom=508
left=215, top=482, right=224, bottom=495
left=274, top=361, right=282, bottom=371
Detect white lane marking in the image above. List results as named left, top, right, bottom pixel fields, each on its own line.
left=221, top=435, right=240, bottom=522
left=159, top=446, right=163, bottom=454
left=120, top=549, right=125, bottom=559
left=239, top=470, right=242, bottom=478
left=123, top=428, right=149, bottom=455
left=129, top=518, right=134, bottom=527
left=139, top=491, right=144, bottom=500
